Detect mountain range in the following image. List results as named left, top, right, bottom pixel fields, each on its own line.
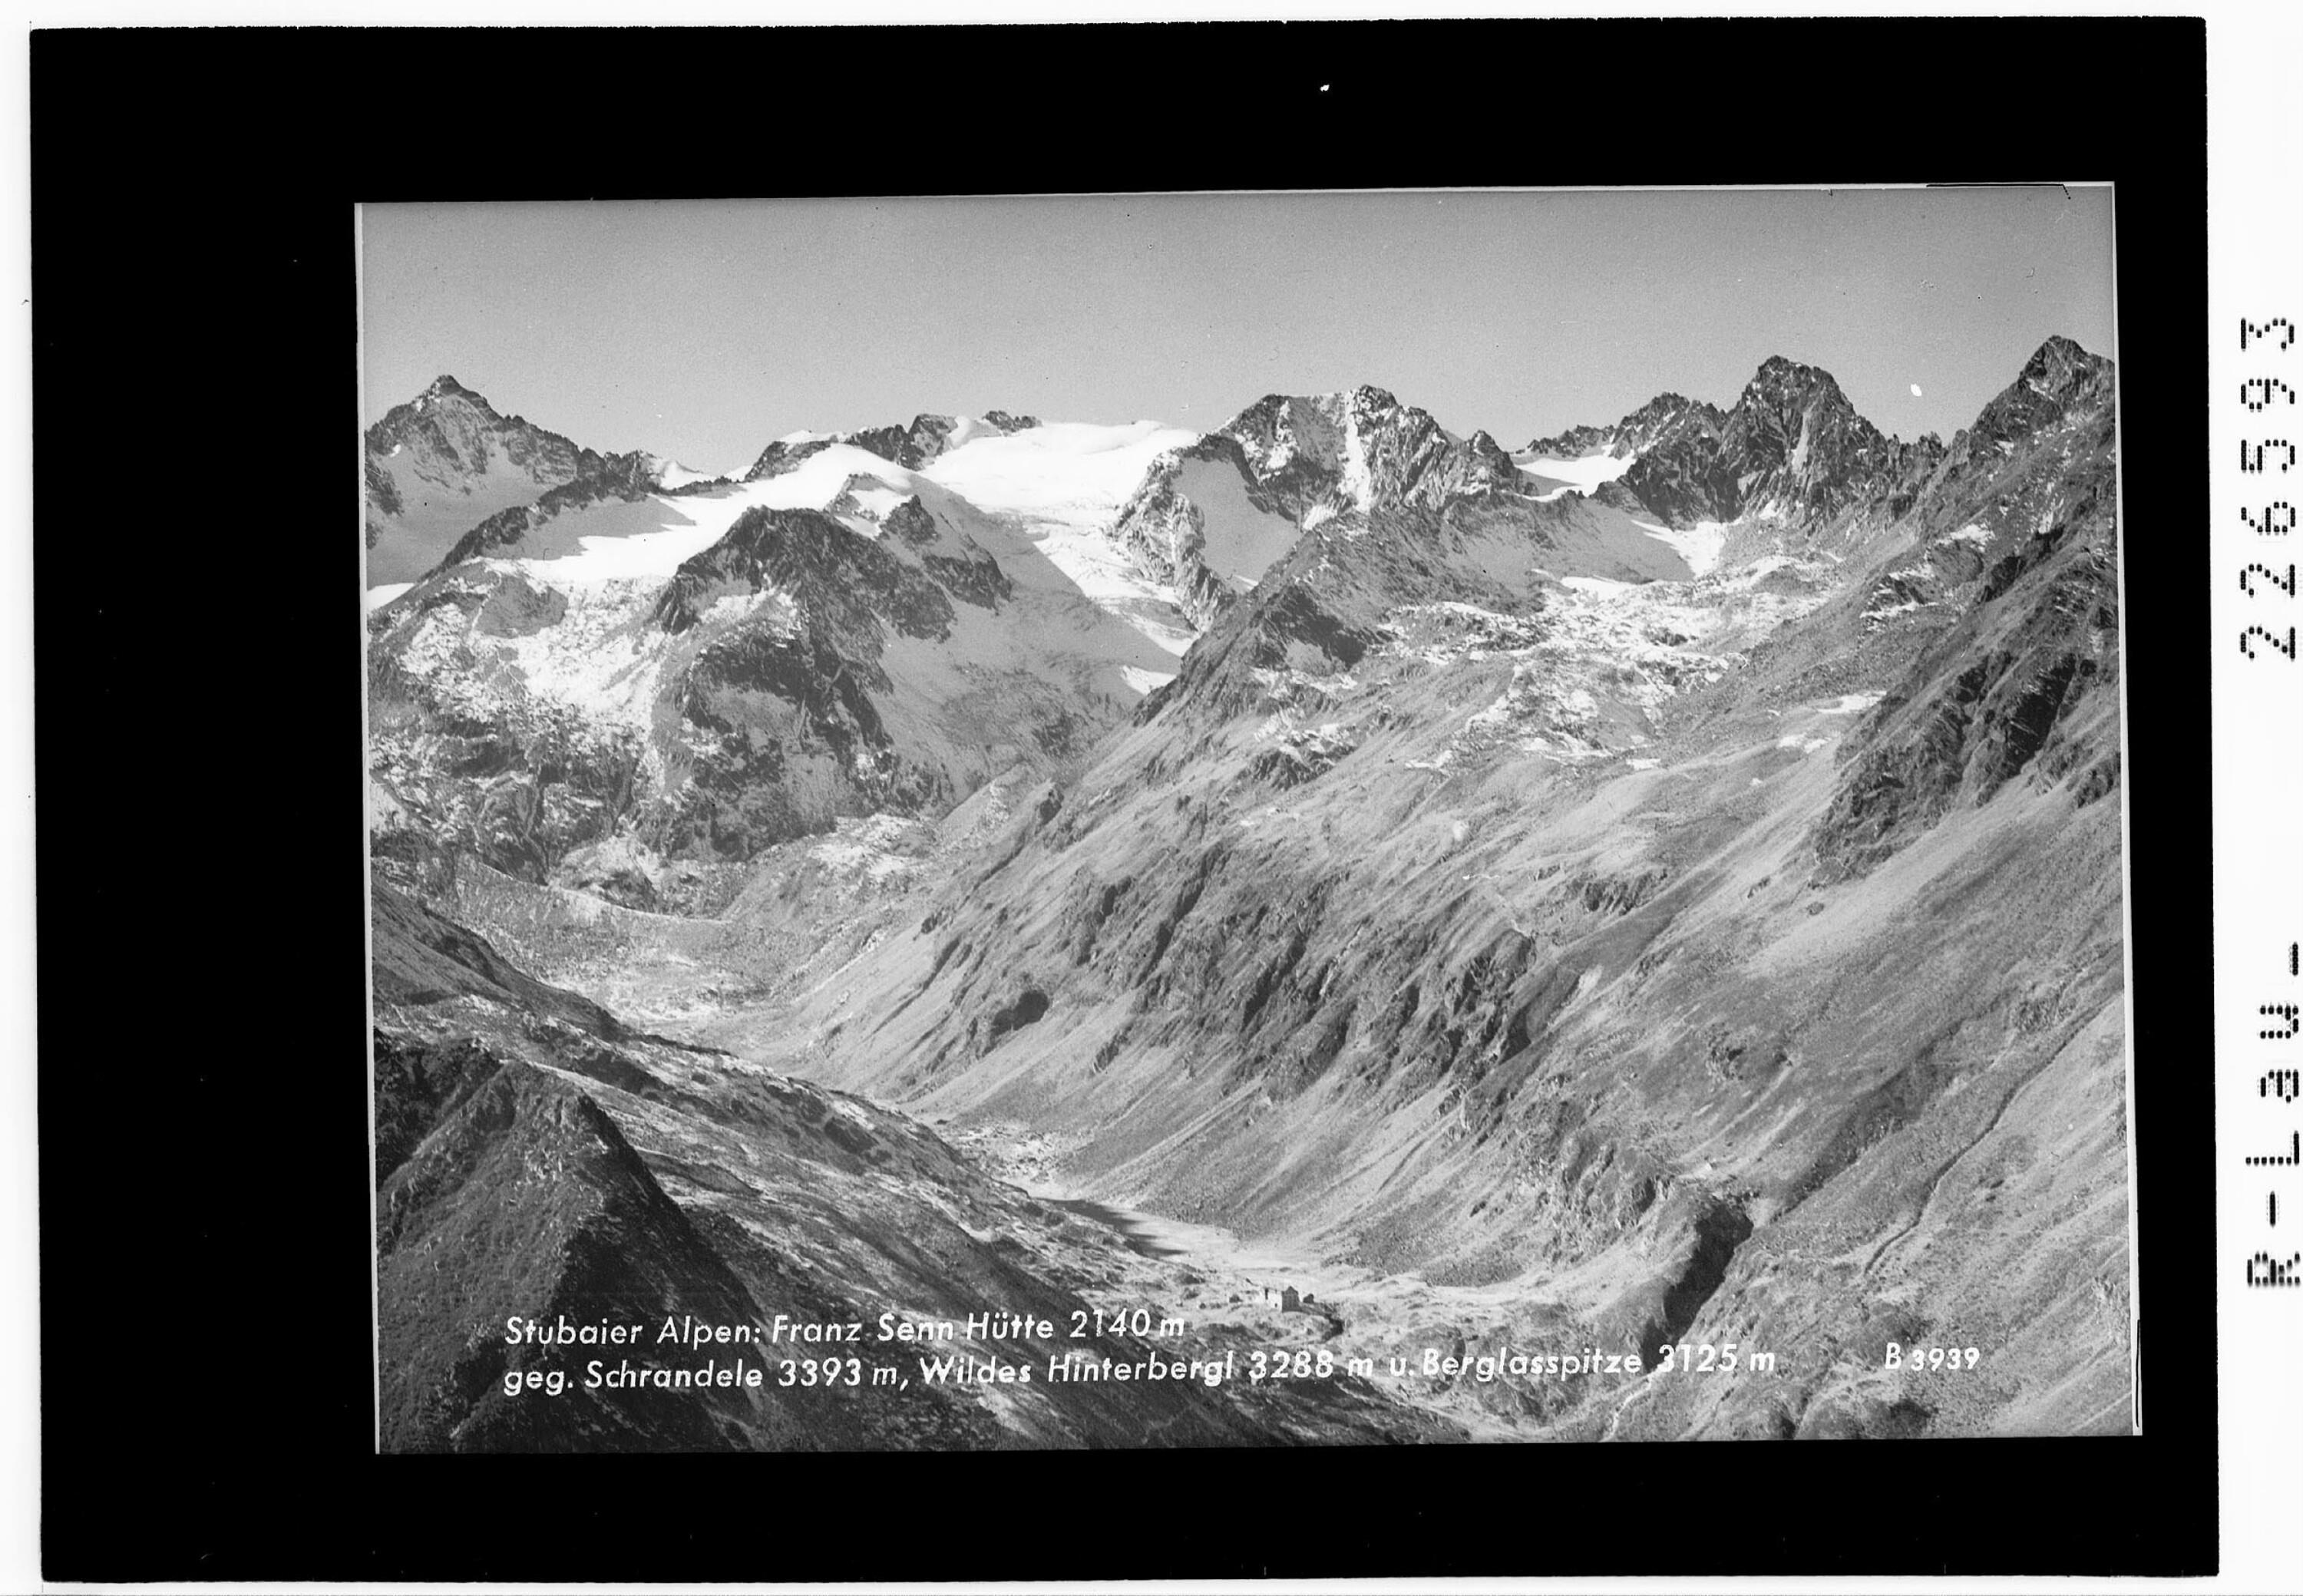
left=368, top=335, right=2129, bottom=1448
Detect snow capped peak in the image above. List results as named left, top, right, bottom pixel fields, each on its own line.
left=770, top=441, right=920, bottom=502
left=365, top=376, right=616, bottom=583
left=743, top=408, right=1042, bottom=482
left=1219, top=385, right=1405, bottom=439
left=920, top=418, right=1198, bottom=520
left=642, top=454, right=720, bottom=491
left=936, top=414, right=1033, bottom=454
left=1204, top=385, right=1555, bottom=534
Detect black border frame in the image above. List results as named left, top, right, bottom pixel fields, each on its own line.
left=34, top=17, right=2212, bottom=1582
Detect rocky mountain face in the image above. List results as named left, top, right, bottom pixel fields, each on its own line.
left=365, top=375, right=663, bottom=586
left=1526, top=391, right=1726, bottom=464
left=1812, top=336, right=2120, bottom=877
left=1102, top=384, right=1689, bottom=633
left=745, top=410, right=1041, bottom=481
left=367, top=427, right=1181, bottom=909
left=1525, top=361, right=1949, bottom=540
left=1103, top=434, right=1297, bottom=628
left=1525, top=392, right=1734, bottom=527
left=725, top=338, right=2124, bottom=1440
left=372, top=871, right=1467, bottom=1452
left=372, top=339, right=2129, bottom=1444
left=365, top=378, right=1676, bottom=910
left=1219, top=385, right=1527, bottom=524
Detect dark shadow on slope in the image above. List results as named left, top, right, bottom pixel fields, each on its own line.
left=1636, top=1199, right=1756, bottom=1369
left=1047, top=1198, right=1186, bottom=1260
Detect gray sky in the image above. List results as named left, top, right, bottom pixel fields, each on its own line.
left=361, top=187, right=2116, bottom=477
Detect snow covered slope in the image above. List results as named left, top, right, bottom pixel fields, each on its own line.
left=365, top=375, right=609, bottom=587
left=364, top=376, right=735, bottom=590
left=1512, top=449, right=1635, bottom=499
left=920, top=419, right=1206, bottom=653
left=368, top=431, right=1180, bottom=896
left=369, top=352, right=2083, bottom=921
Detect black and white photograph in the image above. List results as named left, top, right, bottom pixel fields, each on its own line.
left=26, top=8, right=2268, bottom=1584
left=362, top=184, right=2135, bottom=1453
